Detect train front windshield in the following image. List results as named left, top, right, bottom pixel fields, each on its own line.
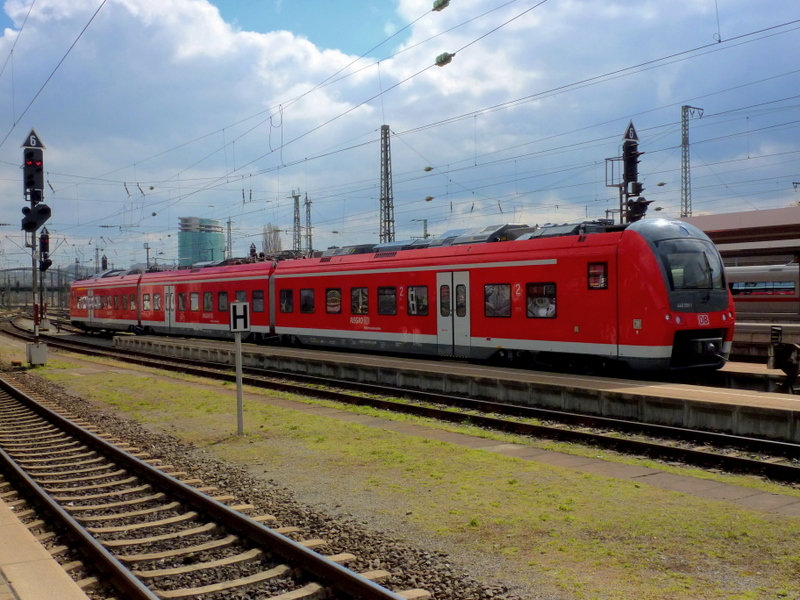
left=656, top=239, right=725, bottom=291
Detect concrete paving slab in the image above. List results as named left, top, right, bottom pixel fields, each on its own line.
left=0, top=501, right=89, bottom=600
left=485, top=445, right=554, bottom=459
left=531, top=453, right=602, bottom=468
left=632, top=472, right=727, bottom=494
left=773, top=501, right=800, bottom=517
left=689, top=484, right=765, bottom=502
left=574, top=461, right=661, bottom=479
left=733, top=492, right=800, bottom=512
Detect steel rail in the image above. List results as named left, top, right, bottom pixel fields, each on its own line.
left=8, top=325, right=800, bottom=482
left=0, top=377, right=408, bottom=600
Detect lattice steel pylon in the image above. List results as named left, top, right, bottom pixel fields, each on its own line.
left=681, top=105, right=703, bottom=218
left=304, top=193, right=312, bottom=256
left=379, top=125, right=395, bottom=243
left=291, top=189, right=301, bottom=254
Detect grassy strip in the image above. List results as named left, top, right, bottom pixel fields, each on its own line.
left=11, top=346, right=800, bottom=599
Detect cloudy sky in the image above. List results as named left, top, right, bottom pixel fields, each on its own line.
left=0, top=0, right=798, bottom=271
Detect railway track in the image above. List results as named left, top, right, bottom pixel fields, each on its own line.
left=4, top=320, right=800, bottom=486
left=0, top=375, right=429, bottom=600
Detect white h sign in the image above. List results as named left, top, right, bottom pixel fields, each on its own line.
left=229, top=302, right=250, bottom=333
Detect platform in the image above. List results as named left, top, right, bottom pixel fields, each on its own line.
left=113, top=336, right=800, bottom=443
left=0, top=498, right=90, bottom=600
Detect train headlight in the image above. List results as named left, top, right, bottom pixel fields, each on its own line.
left=675, top=315, right=683, bottom=325
left=664, top=314, right=671, bottom=321
left=722, top=314, right=727, bottom=321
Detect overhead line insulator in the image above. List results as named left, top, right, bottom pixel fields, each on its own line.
left=435, top=52, right=454, bottom=67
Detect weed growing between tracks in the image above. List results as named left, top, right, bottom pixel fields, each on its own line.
left=18, top=348, right=800, bottom=600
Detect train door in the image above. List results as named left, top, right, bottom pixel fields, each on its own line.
left=87, top=290, right=95, bottom=325
left=436, top=271, right=471, bottom=357
left=164, top=285, right=175, bottom=331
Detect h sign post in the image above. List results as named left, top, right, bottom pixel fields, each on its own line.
left=229, top=302, right=250, bottom=435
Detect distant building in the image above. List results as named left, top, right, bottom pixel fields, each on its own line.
left=178, top=217, right=225, bottom=267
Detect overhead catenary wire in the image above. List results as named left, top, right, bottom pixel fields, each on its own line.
left=0, top=0, right=109, bottom=150
left=19, top=7, right=800, bottom=264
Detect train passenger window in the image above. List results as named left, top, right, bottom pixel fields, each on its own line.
left=154, top=294, right=162, bottom=311
left=190, top=292, right=199, bottom=311
left=280, top=290, right=293, bottom=313
left=236, top=290, right=247, bottom=303
left=440, top=285, right=450, bottom=317
left=178, top=293, right=186, bottom=311
left=408, top=286, right=429, bottom=316
left=730, top=281, right=796, bottom=295
left=130, top=294, right=137, bottom=310
left=253, top=290, right=265, bottom=312
left=143, top=294, right=151, bottom=311
left=351, top=287, right=368, bottom=314
left=526, top=283, right=557, bottom=318
left=113, top=295, right=119, bottom=310
left=588, top=263, right=608, bottom=290
left=326, top=289, right=341, bottom=314
left=203, top=292, right=213, bottom=312
left=484, top=284, right=511, bottom=317
left=455, top=284, right=467, bottom=317
left=378, top=287, right=397, bottom=315
left=218, top=292, right=229, bottom=311
left=122, top=295, right=128, bottom=310
left=300, top=289, right=315, bottom=313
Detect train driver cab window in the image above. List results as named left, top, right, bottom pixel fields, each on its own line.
left=218, top=291, right=229, bottom=312
left=455, top=284, right=467, bottom=317
left=280, top=290, right=293, bottom=313
left=236, top=290, right=247, bottom=303
left=253, top=290, right=265, bottom=312
left=326, top=289, right=342, bottom=314
left=440, top=285, right=450, bottom=317
left=351, top=287, right=368, bottom=314
left=408, top=286, right=429, bottom=316
left=656, top=239, right=724, bottom=291
left=190, top=292, right=199, bottom=311
left=154, top=294, right=162, bottom=311
left=130, top=294, right=137, bottom=310
left=178, top=293, right=187, bottom=311
left=300, top=289, right=315, bottom=313
left=143, top=294, right=151, bottom=311
left=588, top=263, right=608, bottom=290
left=378, top=287, right=397, bottom=315
left=526, top=283, right=557, bottom=318
left=484, top=284, right=511, bottom=317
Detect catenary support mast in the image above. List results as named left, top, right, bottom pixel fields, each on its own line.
left=379, top=125, right=395, bottom=243
left=681, top=105, right=703, bottom=218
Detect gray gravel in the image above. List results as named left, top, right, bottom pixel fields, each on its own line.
left=5, top=367, right=558, bottom=600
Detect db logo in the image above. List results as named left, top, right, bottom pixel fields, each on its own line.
left=697, top=314, right=710, bottom=326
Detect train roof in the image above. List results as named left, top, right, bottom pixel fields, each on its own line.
left=71, top=218, right=713, bottom=289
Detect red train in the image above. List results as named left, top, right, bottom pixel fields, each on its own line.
left=70, top=218, right=735, bottom=371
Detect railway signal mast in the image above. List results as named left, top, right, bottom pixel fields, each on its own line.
left=620, top=122, right=652, bottom=223
left=20, top=129, right=51, bottom=364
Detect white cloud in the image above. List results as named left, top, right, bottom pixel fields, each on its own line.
left=0, top=0, right=797, bottom=270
